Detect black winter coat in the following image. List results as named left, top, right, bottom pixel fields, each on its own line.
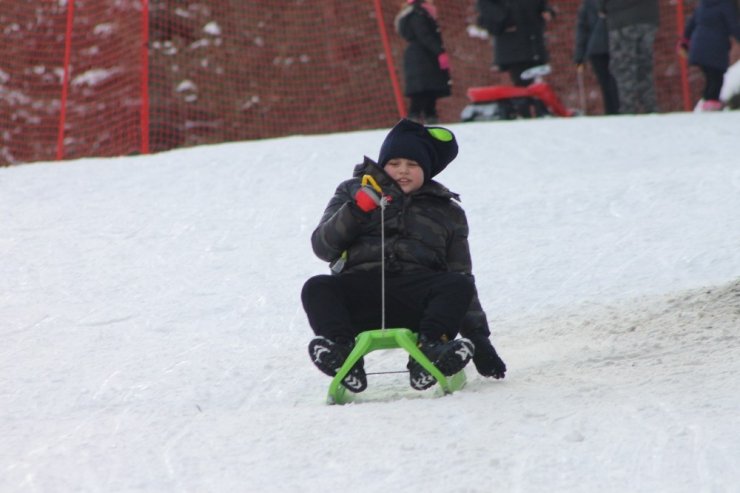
left=310, top=157, right=490, bottom=339
left=684, top=0, right=740, bottom=72
left=477, top=0, right=553, bottom=69
left=574, top=0, right=610, bottom=64
left=395, top=4, right=451, bottom=97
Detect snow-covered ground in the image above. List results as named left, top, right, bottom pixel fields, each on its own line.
left=2, top=111, right=740, bottom=492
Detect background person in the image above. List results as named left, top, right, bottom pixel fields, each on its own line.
left=476, top=0, right=556, bottom=87
left=678, top=0, right=740, bottom=111
left=395, top=0, right=452, bottom=124
left=598, top=0, right=660, bottom=114
left=574, top=0, right=620, bottom=114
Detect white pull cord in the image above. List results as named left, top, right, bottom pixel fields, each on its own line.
left=380, top=197, right=388, bottom=331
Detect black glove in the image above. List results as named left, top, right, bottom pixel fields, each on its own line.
left=470, top=336, right=506, bottom=379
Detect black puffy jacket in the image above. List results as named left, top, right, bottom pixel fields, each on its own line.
left=395, top=4, right=451, bottom=97
left=311, top=157, right=490, bottom=339
left=477, top=0, right=553, bottom=69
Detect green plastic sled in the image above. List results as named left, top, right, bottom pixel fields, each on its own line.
left=327, top=328, right=467, bottom=405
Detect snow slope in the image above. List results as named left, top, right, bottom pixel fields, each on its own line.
left=2, top=111, right=740, bottom=492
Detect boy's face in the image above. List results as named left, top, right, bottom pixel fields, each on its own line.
left=385, top=158, right=424, bottom=194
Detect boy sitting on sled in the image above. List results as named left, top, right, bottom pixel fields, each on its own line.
left=301, top=119, right=506, bottom=392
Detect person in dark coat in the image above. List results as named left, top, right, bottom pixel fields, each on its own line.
left=598, top=0, right=660, bottom=114
left=395, top=0, right=451, bottom=124
left=302, top=119, right=506, bottom=393
left=679, top=0, right=740, bottom=111
left=574, top=0, right=620, bottom=114
left=476, top=0, right=556, bottom=86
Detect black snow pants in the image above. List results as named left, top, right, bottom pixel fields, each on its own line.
left=301, top=270, right=474, bottom=343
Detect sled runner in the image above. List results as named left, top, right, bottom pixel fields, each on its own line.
left=327, top=328, right=467, bottom=405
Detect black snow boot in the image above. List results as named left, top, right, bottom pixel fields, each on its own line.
left=408, top=335, right=475, bottom=390
left=308, top=336, right=367, bottom=392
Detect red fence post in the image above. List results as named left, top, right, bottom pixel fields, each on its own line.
left=56, top=0, right=75, bottom=161
left=140, top=0, right=150, bottom=154
left=373, top=0, right=406, bottom=118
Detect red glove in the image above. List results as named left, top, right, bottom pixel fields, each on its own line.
left=438, top=52, right=450, bottom=71
left=355, top=185, right=382, bottom=212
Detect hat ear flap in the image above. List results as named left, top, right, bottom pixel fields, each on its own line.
left=426, top=128, right=458, bottom=178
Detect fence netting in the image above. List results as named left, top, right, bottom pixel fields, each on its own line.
left=0, top=0, right=731, bottom=165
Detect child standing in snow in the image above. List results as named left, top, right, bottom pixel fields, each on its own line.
left=678, top=0, right=740, bottom=111
left=301, top=119, right=506, bottom=393
left=395, top=0, right=451, bottom=124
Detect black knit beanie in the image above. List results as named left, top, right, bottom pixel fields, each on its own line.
left=377, top=119, right=458, bottom=182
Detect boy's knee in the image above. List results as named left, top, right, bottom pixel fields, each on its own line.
left=446, top=272, right=475, bottom=298
left=301, top=275, right=333, bottom=301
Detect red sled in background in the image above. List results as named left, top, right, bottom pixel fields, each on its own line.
left=460, top=65, right=575, bottom=122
